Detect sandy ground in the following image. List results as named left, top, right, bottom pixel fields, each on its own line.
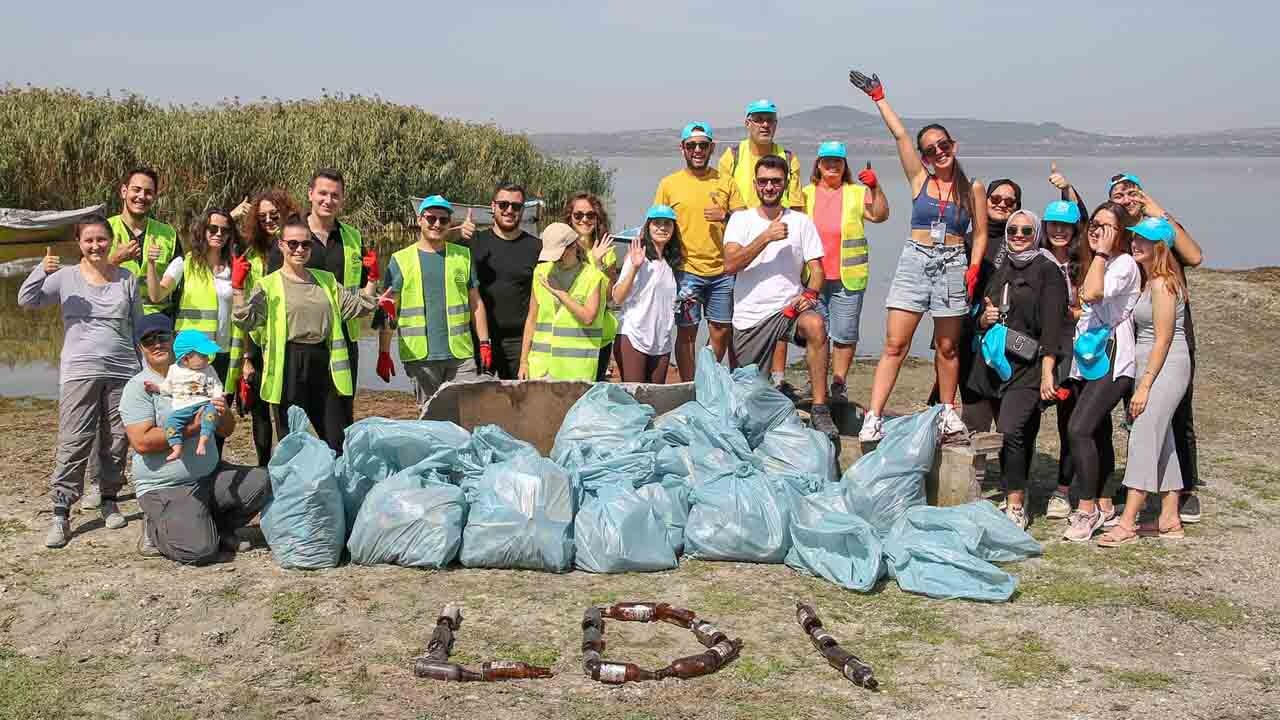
left=1, top=268, right=1278, bottom=720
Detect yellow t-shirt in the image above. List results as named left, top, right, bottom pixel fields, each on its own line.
left=652, top=169, right=745, bottom=277
left=716, top=141, right=804, bottom=212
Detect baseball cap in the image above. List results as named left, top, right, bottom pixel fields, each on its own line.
left=1074, top=326, right=1112, bottom=381
left=1043, top=200, right=1081, bottom=225
left=817, top=141, right=847, bottom=160
left=645, top=204, right=677, bottom=222
left=135, top=313, right=173, bottom=344
left=980, top=323, right=1013, bottom=382
left=1128, top=216, right=1175, bottom=247
left=681, top=122, right=713, bottom=141
left=173, top=329, right=221, bottom=362
left=538, top=222, right=579, bottom=262
left=745, top=99, right=778, bottom=116
left=1107, top=173, right=1142, bottom=193
left=417, top=195, right=453, bottom=215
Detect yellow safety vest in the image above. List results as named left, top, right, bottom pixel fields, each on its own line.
left=242, top=249, right=268, bottom=350
left=108, top=215, right=178, bottom=315
left=336, top=222, right=364, bottom=342
left=528, top=262, right=607, bottom=381
left=583, top=242, right=619, bottom=343
left=392, top=243, right=474, bottom=362
left=802, top=183, right=869, bottom=291
left=725, top=141, right=796, bottom=210
left=170, top=260, right=249, bottom=390
left=257, top=269, right=354, bottom=404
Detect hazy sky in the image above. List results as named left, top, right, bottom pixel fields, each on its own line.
left=3, top=1, right=1275, bottom=136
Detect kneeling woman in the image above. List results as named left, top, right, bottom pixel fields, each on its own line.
left=612, top=205, right=682, bottom=383
left=233, top=219, right=378, bottom=454
left=970, top=209, right=1068, bottom=529
left=519, top=222, right=611, bottom=381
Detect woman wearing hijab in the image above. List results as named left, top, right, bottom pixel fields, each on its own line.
left=970, top=209, right=1069, bottom=529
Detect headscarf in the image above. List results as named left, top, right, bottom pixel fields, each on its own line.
left=1003, top=209, right=1052, bottom=269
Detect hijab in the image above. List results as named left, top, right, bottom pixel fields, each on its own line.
left=1004, top=209, right=1053, bottom=269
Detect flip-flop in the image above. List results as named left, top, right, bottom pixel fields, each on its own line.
left=1097, top=527, right=1140, bottom=547
left=1138, top=522, right=1186, bottom=539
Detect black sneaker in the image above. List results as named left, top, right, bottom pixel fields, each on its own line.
left=776, top=380, right=802, bottom=402
left=810, top=404, right=838, bottom=438
left=1178, top=493, right=1202, bottom=524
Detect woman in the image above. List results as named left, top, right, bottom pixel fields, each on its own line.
left=969, top=209, right=1068, bottom=529
left=1062, top=202, right=1140, bottom=543
left=612, top=205, right=683, bottom=383
left=849, top=70, right=988, bottom=441
left=232, top=218, right=378, bottom=455
left=564, top=192, right=619, bottom=380
left=519, top=222, right=610, bottom=381
left=800, top=141, right=889, bottom=402
left=19, top=215, right=141, bottom=547
left=1098, top=218, right=1190, bottom=545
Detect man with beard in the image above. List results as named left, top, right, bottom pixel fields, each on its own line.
left=724, top=155, right=837, bottom=436
left=653, top=122, right=745, bottom=379
left=469, top=184, right=543, bottom=378
left=107, top=166, right=180, bottom=316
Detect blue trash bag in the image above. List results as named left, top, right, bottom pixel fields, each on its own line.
left=882, top=515, right=1019, bottom=603
left=843, top=406, right=944, bottom=535
left=784, top=485, right=885, bottom=592
left=575, top=480, right=678, bottom=573
left=337, top=417, right=471, bottom=528
left=887, top=502, right=1042, bottom=563
left=684, top=462, right=803, bottom=564
left=730, top=365, right=797, bottom=448
left=458, top=425, right=540, bottom=501
left=552, top=384, right=655, bottom=467
left=755, top=420, right=837, bottom=486
left=262, top=407, right=346, bottom=570
left=460, top=455, right=577, bottom=572
left=573, top=452, right=656, bottom=492
left=635, top=475, right=690, bottom=556
left=346, top=460, right=467, bottom=568
left=693, top=346, right=736, bottom=424
left=654, top=401, right=755, bottom=465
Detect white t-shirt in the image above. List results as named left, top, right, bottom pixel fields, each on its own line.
left=1071, top=253, right=1140, bottom=380
left=164, top=257, right=234, bottom=349
left=616, top=255, right=677, bottom=355
left=724, top=209, right=824, bottom=330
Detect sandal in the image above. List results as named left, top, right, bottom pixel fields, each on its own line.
left=1138, top=522, right=1186, bottom=540
left=1097, top=524, right=1140, bottom=547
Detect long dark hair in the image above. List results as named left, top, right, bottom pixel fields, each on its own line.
left=1081, top=201, right=1134, bottom=287
left=189, top=209, right=237, bottom=277
left=240, top=188, right=300, bottom=258
left=641, top=219, right=684, bottom=267
left=916, top=123, right=974, bottom=221
left=562, top=192, right=611, bottom=243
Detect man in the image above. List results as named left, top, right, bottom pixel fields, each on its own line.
left=724, top=155, right=837, bottom=436
left=120, top=314, right=270, bottom=564
left=654, top=122, right=746, bottom=380
left=1109, top=173, right=1205, bottom=524
left=376, top=195, right=492, bottom=415
left=468, top=184, right=543, bottom=378
left=107, top=166, right=180, bottom=316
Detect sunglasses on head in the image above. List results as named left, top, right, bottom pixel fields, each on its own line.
left=755, top=177, right=786, bottom=187
left=1006, top=225, right=1036, bottom=238
left=422, top=214, right=452, bottom=227
left=989, top=195, right=1017, bottom=209
left=494, top=200, right=525, bottom=212
left=572, top=211, right=598, bottom=222
left=921, top=139, right=954, bottom=159
left=683, top=140, right=711, bottom=151
left=285, top=239, right=313, bottom=252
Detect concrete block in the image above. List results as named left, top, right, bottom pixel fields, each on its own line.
left=837, top=431, right=1003, bottom=508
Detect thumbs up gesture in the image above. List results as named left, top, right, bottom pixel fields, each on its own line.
left=230, top=196, right=252, bottom=221
left=458, top=207, right=476, bottom=241
left=42, top=246, right=61, bottom=275
left=980, top=296, right=999, bottom=328
left=1048, top=161, right=1070, bottom=190
left=857, top=161, right=878, bottom=189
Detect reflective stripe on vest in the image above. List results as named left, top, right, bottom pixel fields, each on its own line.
left=802, top=182, right=869, bottom=291
left=391, top=243, right=475, bottom=362
left=527, top=262, right=607, bottom=380
left=257, top=269, right=354, bottom=403
left=243, top=250, right=268, bottom=350
left=338, top=223, right=364, bottom=341
left=728, top=140, right=794, bottom=209
left=108, top=215, right=178, bottom=315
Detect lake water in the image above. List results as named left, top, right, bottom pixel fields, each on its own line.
left=3, top=156, right=1277, bottom=399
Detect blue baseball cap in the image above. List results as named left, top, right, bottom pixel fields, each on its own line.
left=980, top=324, right=1013, bottom=382
left=1073, top=326, right=1112, bottom=381
left=816, top=141, right=847, bottom=160
left=680, top=122, right=713, bottom=141
left=1043, top=200, right=1081, bottom=225
left=745, top=99, right=778, bottom=116
left=1128, top=216, right=1175, bottom=247
left=645, top=204, right=677, bottom=222
left=1108, top=173, right=1142, bottom=192
left=135, top=313, right=173, bottom=344
left=173, top=329, right=220, bottom=363
left=416, top=195, right=453, bottom=215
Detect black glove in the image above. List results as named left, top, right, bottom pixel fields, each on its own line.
left=849, top=70, right=884, bottom=101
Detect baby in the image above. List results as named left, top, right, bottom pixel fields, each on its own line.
left=144, top=329, right=225, bottom=460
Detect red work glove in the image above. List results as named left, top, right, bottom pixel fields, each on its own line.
left=478, top=340, right=493, bottom=371
left=965, top=265, right=981, bottom=301
left=376, top=350, right=395, bottom=383
left=783, top=304, right=799, bottom=319
left=848, top=70, right=884, bottom=102
left=238, top=377, right=253, bottom=412
left=231, top=254, right=252, bottom=290
left=362, top=247, right=380, bottom=284
left=857, top=162, right=878, bottom=189
left=377, top=293, right=397, bottom=323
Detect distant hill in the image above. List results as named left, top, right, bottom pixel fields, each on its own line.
left=531, top=105, right=1280, bottom=158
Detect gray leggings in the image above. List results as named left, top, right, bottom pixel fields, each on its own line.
left=51, top=377, right=128, bottom=511
left=1122, top=351, right=1190, bottom=493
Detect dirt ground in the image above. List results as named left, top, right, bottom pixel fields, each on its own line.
left=1, top=268, right=1278, bottom=720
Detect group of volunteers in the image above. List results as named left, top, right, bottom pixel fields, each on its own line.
left=19, top=70, right=1204, bottom=561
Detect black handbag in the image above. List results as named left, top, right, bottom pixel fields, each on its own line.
left=999, top=284, right=1040, bottom=363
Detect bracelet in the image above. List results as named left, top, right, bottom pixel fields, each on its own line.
left=582, top=602, right=743, bottom=684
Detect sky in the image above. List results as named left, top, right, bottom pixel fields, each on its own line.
left=2, top=1, right=1276, bottom=136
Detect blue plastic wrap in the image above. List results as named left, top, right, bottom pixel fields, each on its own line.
left=693, top=347, right=736, bottom=424
left=684, top=462, right=800, bottom=563
left=635, top=475, right=690, bottom=555
left=729, top=365, right=796, bottom=448
left=654, top=402, right=754, bottom=463
left=755, top=420, right=837, bottom=486
left=262, top=407, right=346, bottom=570
left=843, top=406, right=944, bottom=535
left=346, top=460, right=467, bottom=568
left=784, top=485, right=885, bottom=592
left=460, top=455, right=577, bottom=572
left=889, top=502, right=1042, bottom=563
left=551, top=384, right=655, bottom=467
left=458, top=425, right=540, bottom=501
left=337, top=417, right=471, bottom=528
left=575, top=481, right=678, bottom=573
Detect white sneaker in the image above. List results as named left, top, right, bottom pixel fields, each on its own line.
left=939, top=405, right=969, bottom=439
left=1063, top=509, right=1103, bottom=543
left=45, top=516, right=71, bottom=549
left=1045, top=492, right=1072, bottom=520
left=859, top=411, right=884, bottom=442
left=1005, top=504, right=1029, bottom=530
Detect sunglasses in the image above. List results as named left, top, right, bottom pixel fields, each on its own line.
left=755, top=177, right=786, bottom=187
left=571, top=211, right=598, bottom=222
left=989, top=195, right=1018, bottom=209
left=747, top=115, right=777, bottom=125
left=1087, top=221, right=1118, bottom=233
left=285, top=239, right=313, bottom=252
left=1006, top=225, right=1036, bottom=238
left=207, top=225, right=232, bottom=237
left=683, top=141, right=711, bottom=151
left=921, top=139, right=954, bottom=159
left=422, top=214, right=452, bottom=227
left=258, top=211, right=281, bottom=222
left=494, top=200, right=525, bottom=212
left=140, top=332, right=173, bottom=348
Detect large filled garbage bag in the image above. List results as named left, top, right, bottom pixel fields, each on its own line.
left=784, top=485, right=885, bottom=592
left=684, top=462, right=804, bottom=564
left=458, top=425, right=540, bottom=500
left=654, top=402, right=754, bottom=465
left=635, top=474, right=690, bottom=555
left=575, top=480, right=678, bottom=573
left=882, top=524, right=1016, bottom=602
left=338, top=418, right=471, bottom=527
left=346, top=460, right=467, bottom=568
left=262, top=407, right=346, bottom=570
left=461, top=455, right=577, bottom=572
left=843, top=406, right=943, bottom=535
left=729, top=366, right=796, bottom=448
left=694, top=348, right=737, bottom=425
left=889, top=502, right=1042, bottom=564
left=552, top=384, right=655, bottom=467
left=755, top=421, right=837, bottom=486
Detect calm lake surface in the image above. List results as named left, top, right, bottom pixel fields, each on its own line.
left=3, top=156, right=1277, bottom=399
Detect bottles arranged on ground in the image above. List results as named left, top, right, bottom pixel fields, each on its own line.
left=588, top=661, right=661, bottom=684
left=413, top=603, right=554, bottom=682
left=658, top=639, right=743, bottom=680
left=690, top=619, right=728, bottom=648
left=794, top=601, right=879, bottom=690
left=413, top=659, right=483, bottom=682
left=481, top=660, right=554, bottom=680
left=598, top=601, right=696, bottom=627
left=425, top=604, right=462, bottom=661
left=583, top=602, right=744, bottom=684
left=581, top=606, right=606, bottom=675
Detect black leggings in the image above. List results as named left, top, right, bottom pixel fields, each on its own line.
left=1172, top=306, right=1198, bottom=490
left=272, top=341, right=353, bottom=456
left=993, top=387, right=1042, bottom=493
left=1055, top=379, right=1083, bottom=492
left=597, top=343, right=613, bottom=382
left=246, top=353, right=274, bottom=466
left=1066, top=374, right=1133, bottom=501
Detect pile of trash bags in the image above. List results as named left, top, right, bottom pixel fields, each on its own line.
left=260, top=348, right=1040, bottom=602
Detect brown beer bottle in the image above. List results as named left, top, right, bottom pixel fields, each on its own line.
left=795, top=602, right=822, bottom=636
left=823, top=646, right=878, bottom=689
left=589, top=661, right=660, bottom=684
left=425, top=605, right=463, bottom=661
left=690, top=619, right=728, bottom=648
left=601, top=602, right=659, bottom=623
left=413, top=659, right=483, bottom=682
left=655, top=604, right=697, bottom=628
left=480, top=660, right=554, bottom=681
left=659, top=639, right=743, bottom=680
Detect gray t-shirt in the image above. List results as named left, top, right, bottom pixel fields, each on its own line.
left=119, top=366, right=220, bottom=497
left=18, top=264, right=142, bottom=384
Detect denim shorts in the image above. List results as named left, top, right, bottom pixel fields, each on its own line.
left=815, top=280, right=864, bottom=345
left=884, top=241, right=968, bottom=318
left=674, top=271, right=734, bottom=327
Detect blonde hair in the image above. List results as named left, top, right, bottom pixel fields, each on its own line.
left=1143, top=241, right=1188, bottom=300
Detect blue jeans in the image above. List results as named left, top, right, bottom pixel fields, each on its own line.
left=884, top=241, right=968, bottom=318
left=816, top=280, right=865, bottom=345
left=163, top=401, right=218, bottom=447
left=674, top=271, right=734, bottom=327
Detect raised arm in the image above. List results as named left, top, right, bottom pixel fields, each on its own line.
left=850, top=71, right=925, bottom=185
left=17, top=250, right=64, bottom=308
left=1137, top=190, right=1202, bottom=268
left=146, top=247, right=178, bottom=303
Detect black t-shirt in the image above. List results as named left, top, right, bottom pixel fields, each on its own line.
left=266, top=217, right=367, bottom=287
left=469, top=228, right=542, bottom=336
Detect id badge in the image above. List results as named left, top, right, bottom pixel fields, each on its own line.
left=929, top=220, right=946, bottom=245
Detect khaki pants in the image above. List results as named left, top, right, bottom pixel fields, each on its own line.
left=138, top=464, right=271, bottom=565
left=51, top=378, right=128, bottom=510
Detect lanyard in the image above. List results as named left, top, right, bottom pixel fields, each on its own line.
left=931, top=175, right=954, bottom=223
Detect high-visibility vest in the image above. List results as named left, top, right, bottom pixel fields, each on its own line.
left=582, top=242, right=619, bottom=343
left=242, top=249, right=268, bottom=349
left=528, top=262, right=607, bottom=381
left=725, top=141, right=796, bottom=210
left=802, top=182, right=869, bottom=291
left=392, top=243, right=474, bottom=362
left=257, top=269, right=354, bottom=404
left=335, top=222, right=364, bottom=342
left=108, top=215, right=178, bottom=315
left=169, top=260, right=250, bottom=390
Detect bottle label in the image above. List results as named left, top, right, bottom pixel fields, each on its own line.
left=697, top=622, right=721, bottom=637
left=812, top=629, right=836, bottom=646
left=618, top=606, right=654, bottom=622
left=487, top=661, right=520, bottom=671
left=599, top=663, right=628, bottom=683
left=709, top=641, right=735, bottom=661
